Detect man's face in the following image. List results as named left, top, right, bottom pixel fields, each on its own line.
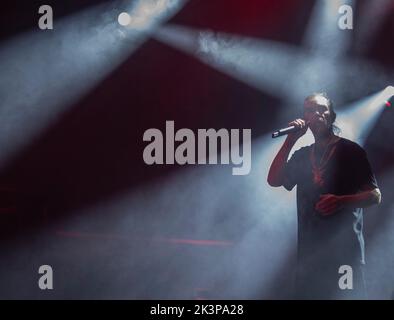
left=303, top=96, right=331, bottom=133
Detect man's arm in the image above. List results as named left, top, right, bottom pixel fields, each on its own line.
left=267, top=119, right=307, bottom=187
left=316, top=188, right=382, bottom=216
left=316, top=144, right=381, bottom=215
left=342, top=188, right=382, bottom=207
left=267, top=136, right=297, bottom=187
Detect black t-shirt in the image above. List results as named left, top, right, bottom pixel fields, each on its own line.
left=283, top=137, right=378, bottom=270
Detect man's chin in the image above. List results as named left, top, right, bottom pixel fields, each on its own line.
left=310, top=123, right=328, bottom=134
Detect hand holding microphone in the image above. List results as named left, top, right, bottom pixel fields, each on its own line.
left=272, top=119, right=308, bottom=140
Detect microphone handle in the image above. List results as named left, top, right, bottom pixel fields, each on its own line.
left=271, top=125, right=297, bottom=138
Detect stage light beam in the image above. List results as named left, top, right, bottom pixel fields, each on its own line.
left=0, top=0, right=187, bottom=169
left=336, top=86, right=393, bottom=145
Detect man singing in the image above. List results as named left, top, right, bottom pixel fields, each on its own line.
left=267, top=93, right=381, bottom=299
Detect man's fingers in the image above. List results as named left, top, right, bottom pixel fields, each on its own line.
left=289, top=121, right=299, bottom=128
left=317, top=203, right=335, bottom=212
left=315, top=194, right=342, bottom=215
left=316, top=198, right=337, bottom=212
left=296, top=119, right=306, bottom=128
left=317, top=199, right=334, bottom=208
left=316, top=203, right=332, bottom=211
left=316, top=198, right=334, bottom=210
left=316, top=201, right=340, bottom=215
left=316, top=205, right=336, bottom=215
left=321, top=208, right=335, bottom=216
left=289, top=119, right=306, bottom=129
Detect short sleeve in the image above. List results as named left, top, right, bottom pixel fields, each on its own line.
left=354, top=148, right=378, bottom=191
left=283, top=147, right=307, bottom=191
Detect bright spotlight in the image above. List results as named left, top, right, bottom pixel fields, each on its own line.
left=385, top=86, right=394, bottom=97
left=383, top=86, right=394, bottom=107
left=128, top=14, right=150, bottom=29
left=118, top=12, right=131, bottom=26
left=383, top=85, right=394, bottom=96
left=121, top=0, right=183, bottom=30
left=337, top=87, right=392, bottom=145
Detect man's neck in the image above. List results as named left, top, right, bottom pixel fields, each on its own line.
left=313, top=130, right=334, bottom=148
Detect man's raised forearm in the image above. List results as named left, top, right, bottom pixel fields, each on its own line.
left=267, top=136, right=297, bottom=186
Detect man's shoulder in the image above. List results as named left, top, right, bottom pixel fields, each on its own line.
left=336, top=137, right=365, bottom=154
left=288, top=144, right=312, bottom=162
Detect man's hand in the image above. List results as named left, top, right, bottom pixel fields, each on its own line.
left=315, top=194, right=345, bottom=216
left=287, top=118, right=308, bottom=142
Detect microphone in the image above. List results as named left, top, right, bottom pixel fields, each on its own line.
left=271, top=126, right=299, bottom=138
left=271, top=120, right=308, bottom=138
